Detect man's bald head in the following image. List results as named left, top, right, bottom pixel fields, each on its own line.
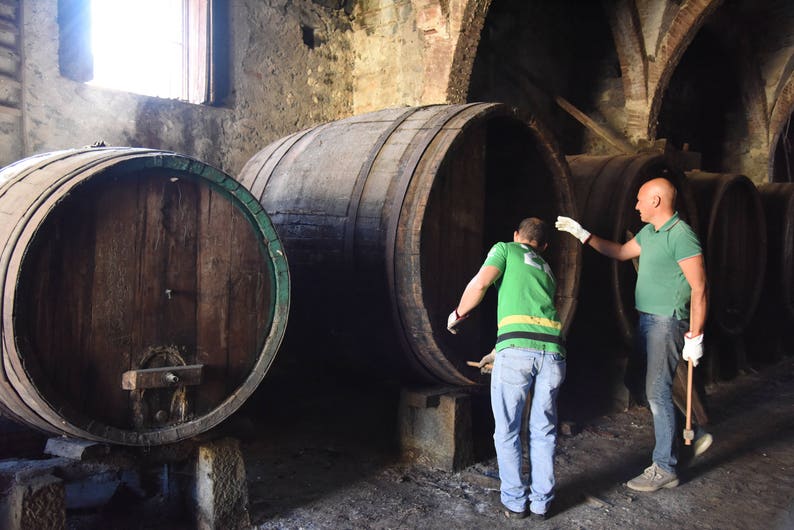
left=640, top=178, right=676, bottom=209
left=636, top=177, right=676, bottom=227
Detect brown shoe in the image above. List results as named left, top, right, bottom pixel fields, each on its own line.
left=626, top=463, right=679, bottom=492
left=503, top=507, right=528, bottom=519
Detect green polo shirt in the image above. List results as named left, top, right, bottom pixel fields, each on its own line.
left=483, top=242, right=565, bottom=355
left=634, top=212, right=702, bottom=320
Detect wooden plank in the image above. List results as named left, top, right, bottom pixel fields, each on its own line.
left=195, top=184, right=233, bottom=412
left=121, top=364, right=203, bottom=390
left=227, top=201, right=271, bottom=393
left=88, top=174, right=140, bottom=427
left=136, top=172, right=199, bottom=348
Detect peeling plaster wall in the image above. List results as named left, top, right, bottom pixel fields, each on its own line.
left=9, top=0, right=355, bottom=176
left=350, top=1, right=425, bottom=112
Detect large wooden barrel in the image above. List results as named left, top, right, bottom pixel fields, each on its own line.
left=566, top=154, right=699, bottom=348
left=686, top=171, right=766, bottom=336
left=238, top=103, right=580, bottom=385
left=0, top=147, right=290, bottom=445
left=758, top=182, right=794, bottom=329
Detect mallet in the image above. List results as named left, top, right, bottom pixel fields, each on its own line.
left=683, top=358, right=694, bottom=445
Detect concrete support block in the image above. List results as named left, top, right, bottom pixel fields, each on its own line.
left=399, top=387, right=474, bottom=471
left=44, top=438, right=110, bottom=460
left=0, top=473, right=65, bottom=530
left=193, top=437, right=250, bottom=530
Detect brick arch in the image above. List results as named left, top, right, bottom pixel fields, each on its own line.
left=645, top=0, right=722, bottom=140
left=609, top=0, right=722, bottom=141
left=444, top=0, right=492, bottom=103
left=605, top=0, right=647, bottom=142
left=768, top=72, right=794, bottom=181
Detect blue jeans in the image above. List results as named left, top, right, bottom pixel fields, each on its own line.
left=491, top=348, right=566, bottom=514
left=636, top=312, right=688, bottom=473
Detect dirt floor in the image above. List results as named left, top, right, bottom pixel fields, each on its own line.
left=238, top=354, right=794, bottom=530
left=3, top=349, right=790, bottom=529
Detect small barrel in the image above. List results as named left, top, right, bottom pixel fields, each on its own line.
left=239, top=103, right=580, bottom=385
left=758, top=182, right=794, bottom=326
left=0, top=147, right=290, bottom=445
left=686, top=171, right=766, bottom=335
left=567, top=154, right=699, bottom=348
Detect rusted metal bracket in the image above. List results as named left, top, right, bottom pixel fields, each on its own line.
left=121, top=364, right=203, bottom=390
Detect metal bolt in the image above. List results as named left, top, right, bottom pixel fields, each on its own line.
left=155, top=410, right=169, bottom=423
left=164, top=372, right=179, bottom=384
left=165, top=289, right=173, bottom=299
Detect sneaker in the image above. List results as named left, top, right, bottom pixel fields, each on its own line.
left=503, top=507, right=528, bottom=519
left=693, top=432, right=713, bottom=457
left=626, top=463, right=680, bottom=492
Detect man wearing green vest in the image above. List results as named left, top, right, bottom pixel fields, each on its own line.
left=556, top=177, right=709, bottom=492
left=447, top=217, right=565, bottom=520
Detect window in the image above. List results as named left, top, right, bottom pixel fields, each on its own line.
left=59, top=0, right=228, bottom=105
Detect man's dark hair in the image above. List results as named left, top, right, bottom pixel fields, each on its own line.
left=518, top=217, right=548, bottom=246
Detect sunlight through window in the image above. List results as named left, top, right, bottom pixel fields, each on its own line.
left=90, top=0, right=192, bottom=101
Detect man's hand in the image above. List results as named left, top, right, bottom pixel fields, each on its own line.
left=477, top=350, right=496, bottom=374
left=683, top=333, right=704, bottom=367
left=447, top=309, right=469, bottom=334
left=555, top=216, right=591, bottom=244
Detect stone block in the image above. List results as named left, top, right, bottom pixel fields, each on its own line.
left=44, top=438, right=110, bottom=460
left=399, top=387, right=474, bottom=471
left=193, top=437, right=250, bottom=530
left=0, top=473, right=65, bottom=530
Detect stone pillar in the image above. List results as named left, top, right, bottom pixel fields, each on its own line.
left=0, top=473, right=65, bottom=530
left=193, top=437, right=250, bottom=530
left=399, top=387, right=474, bottom=471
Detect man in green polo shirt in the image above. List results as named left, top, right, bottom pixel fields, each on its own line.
left=556, top=177, right=708, bottom=492
left=447, top=217, right=565, bottom=519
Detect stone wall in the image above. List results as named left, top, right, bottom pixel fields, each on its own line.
left=3, top=0, right=794, bottom=182
left=9, top=0, right=355, bottom=176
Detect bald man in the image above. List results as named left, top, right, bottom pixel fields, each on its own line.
left=556, top=177, right=709, bottom=492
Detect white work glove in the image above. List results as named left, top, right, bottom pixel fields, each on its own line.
left=555, top=216, right=591, bottom=244
left=682, top=333, right=704, bottom=367
left=447, top=309, right=469, bottom=334
left=476, top=350, right=496, bottom=374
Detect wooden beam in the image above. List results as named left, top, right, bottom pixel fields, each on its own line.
left=122, top=364, right=203, bottom=390
left=554, top=95, right=635, bottom=155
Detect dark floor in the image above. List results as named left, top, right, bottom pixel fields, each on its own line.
left=1, top=348, right=793, bottom=529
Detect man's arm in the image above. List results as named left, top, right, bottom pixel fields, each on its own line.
left=556, top=216, right=641, bottom=261
left=455, top=265, right=502, bottom=316
left=447, top=265, right=502, bottom=333
left=679, top=254, right=707, bottom=336
left=587, top=235, right=642, bottom=262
